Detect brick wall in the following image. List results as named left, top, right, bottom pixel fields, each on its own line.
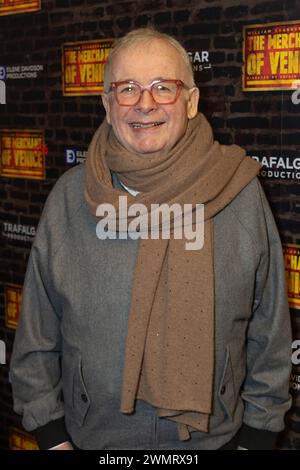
left=0, top=0, right=299, bottom=450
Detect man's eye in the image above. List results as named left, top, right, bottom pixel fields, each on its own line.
left=156, top=85, right=170, bottom=91
left=155, top=83, right=173, bottom=93
left=119, top=85, right=137, bottom=94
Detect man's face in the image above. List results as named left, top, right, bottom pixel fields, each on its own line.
left=102, top=39, right=199, bottom=155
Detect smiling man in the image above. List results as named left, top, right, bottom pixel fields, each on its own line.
left=11, top=28, right=291, bottom=451
left=101, top=38, right=199, bottom=154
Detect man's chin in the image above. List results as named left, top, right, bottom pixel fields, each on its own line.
left=125, top=139, right=168, bottom=155
left=131, top=146, right=166, bottom=155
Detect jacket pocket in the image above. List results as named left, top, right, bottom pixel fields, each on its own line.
left=71, top=354, right=91, bottom=427
left=218, top=347, right=236, bottom=420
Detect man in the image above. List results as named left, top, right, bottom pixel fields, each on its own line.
left=10, top=28, right=291, bottom=450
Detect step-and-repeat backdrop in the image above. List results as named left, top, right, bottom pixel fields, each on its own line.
left=0, top=0, right=299, bottom=450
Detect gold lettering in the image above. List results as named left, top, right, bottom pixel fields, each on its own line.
left=280, top=52, right=289, bottom=73
left=78, top=48, right=108, bottom=63
left=14, top=150, right=42, bottom=168
left=1, top=149, right=12, bottom=165
left=14, top=137, right=42, bottom=149
left=7, top=301, right=17, bottom=320
left=247, top=52, right=264, bottom=75
left=269, top=51, right=281, bottom=74
left=7, top=290, right=17, bottom=301
left=250, top=35, right=265, bottom=51
left=287, top=51, right=300, bottom=74
left=79, top=63, right=104, bottom=83
left=294, top=33, right=300, bottom=48
left=65, top=50, right=76, bottom=64
left=65, top=64, right=77, bottom=84
left=14, top=435, right=21, bottom=448
left=290, top=254, right=300, bottom=270
left=281, top=34, right=288, bottom=49
left=268, top=34, right=285, bottom=49
left=290, top=271, right=300, bottom=295
left=268, top=32, right=300, bottom=49
left=2, top=136, right=11, bottom=147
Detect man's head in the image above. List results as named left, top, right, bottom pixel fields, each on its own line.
left=102, top=28, right=199, bottom=155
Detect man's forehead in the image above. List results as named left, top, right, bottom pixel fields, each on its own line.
left=114, top=38, right=179, bottom=58
left=110, top=40, right=185, bottom=81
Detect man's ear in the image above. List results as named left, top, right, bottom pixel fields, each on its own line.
left=101, top=93, right=111, bottom=124
left=187, top=87, right=200, bottom=119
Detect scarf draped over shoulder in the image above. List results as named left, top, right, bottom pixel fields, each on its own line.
left=85, top=113, right=260, bottom=440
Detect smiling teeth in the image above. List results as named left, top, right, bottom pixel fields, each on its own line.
left=131, top=122, right=162, bottom=128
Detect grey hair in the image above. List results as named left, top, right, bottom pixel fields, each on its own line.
left=103, top=27, right=195, bottom=92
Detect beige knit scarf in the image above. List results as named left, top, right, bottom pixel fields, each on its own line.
left=85, top=113, right=260, bottom=440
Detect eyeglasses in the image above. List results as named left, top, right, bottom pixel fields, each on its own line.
left=108, top=79, right=190, bottom=106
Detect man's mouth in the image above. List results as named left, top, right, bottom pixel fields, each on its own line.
left=129, top=121, right=165, bottom=129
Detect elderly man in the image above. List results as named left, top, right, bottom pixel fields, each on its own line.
left=11, top=28, right=291, bottom=450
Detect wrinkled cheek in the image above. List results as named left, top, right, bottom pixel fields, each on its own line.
left=113, top=123, right=130, bottom=145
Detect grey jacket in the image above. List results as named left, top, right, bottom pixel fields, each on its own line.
left=10, top=162, right=292, bottom=450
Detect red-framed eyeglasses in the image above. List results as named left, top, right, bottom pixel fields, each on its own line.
left=108, top=79, right=190, bottom=106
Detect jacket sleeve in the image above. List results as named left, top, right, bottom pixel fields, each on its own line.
left=238, top=180, right=292, bottom=449
left=10, top=181, right=70, bottom=449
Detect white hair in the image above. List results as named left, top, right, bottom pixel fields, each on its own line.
left=103, top=27, right=195, bottom=92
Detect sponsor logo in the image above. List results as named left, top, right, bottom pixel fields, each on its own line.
left=96, top=196, right=204, bottom=251
left=0, top=129, right=47, bottom=179
left=2, top=222, right=36, bottom=243
left=62, top=39, right=113, bottom=96
left=243, top=20, right=300, bottom=91
left=290, top=373, right=300, bottom=392
left=65, top=148, right=87, bottom=164
left=0, top=65, right=6, bottom=80
left=4, top=64, right=44, bottom=80
left=188, top=51, right=212, bottom=73
left=252, top=155, right=300, bottom=180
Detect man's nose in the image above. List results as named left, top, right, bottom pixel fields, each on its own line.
left=135, top=89, right=157, bottom=112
